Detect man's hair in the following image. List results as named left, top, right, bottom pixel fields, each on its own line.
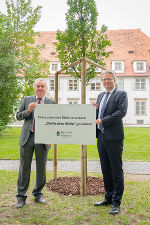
left=101, top=70, right=116, bottom=81
left=33, top=78, right=47, bottom=87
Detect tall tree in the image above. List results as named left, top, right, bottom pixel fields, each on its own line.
left=5, top=0, right=50, bottom=96
left=0, top=0, right=50, bottom=132
left=0, top=14, right=20, bottom=133
left=56, top=0, right=111, bottom=83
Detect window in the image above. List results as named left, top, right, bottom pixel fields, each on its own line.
left=50, top=61, right=60, bottom=73
left=49, top=79, right=54, bottom=90
left=90, top=81, right=101, bottom=90
left=133, top=61, right=146, bottom=73
left=67, top=98, right=79, bottom=104
left=128, top=51, right=134, bottom=54
left=52, top=63, right=58, bottom=71
left=135, top=78, right=146, bottom=90
left=51, top=52, right=56, bottom=55
left=135, top=100, right=146, bottom=116
left=89, top=98, right=97, bottom=104
left=95, top=67, right=102, bottom=72
left=137, top=120, right=144, bottom=125
left=116, top=78, right=124, bottom=90
left=68, top=101, right=78, bottom=104
left=68, top=79, right=78, bottom=91
left=112, top=61, right=124, bottom=73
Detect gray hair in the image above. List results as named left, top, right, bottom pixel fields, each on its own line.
left=33, top=78, right=47, bottom=87
left=101, top=70, right=116, bottom=81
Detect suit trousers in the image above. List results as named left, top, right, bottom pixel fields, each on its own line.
left=97, top=131, right=124, bottom=206
left=16, top=132, right=48, bottom=201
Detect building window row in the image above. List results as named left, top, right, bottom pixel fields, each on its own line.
left=58, top=97, right=147, bottom=117
left=50, top=60, right=147, bottom=74
left=48, top=77, right=146, bottom=92
left=112, top=60, right=146, bottom=73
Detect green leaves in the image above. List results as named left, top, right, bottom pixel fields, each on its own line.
left=56, top=0, right=111, bottom=83
left=0, top=0, right=50, bottom=133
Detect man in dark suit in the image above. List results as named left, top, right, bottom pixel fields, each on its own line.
left=16, top=78, right=56, bottom=208
left=94, top=70, right=128, bottom=215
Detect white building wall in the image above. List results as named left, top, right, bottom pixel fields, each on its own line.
left=124, top=77, right=150, bottom=125
left=46, top=75, right=150, bottom=125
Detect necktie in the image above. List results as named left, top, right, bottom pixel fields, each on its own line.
left=98, top=92, right=109, bottom=130
left=37, top=98, right=42, bottom=104
left=32, top=98, right=42, bottom=132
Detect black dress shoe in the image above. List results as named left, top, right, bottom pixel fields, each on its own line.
left=16, top=200, right=25, bottom=208
left=109, top=205, right=120, bottom=215
left=35, top=196, right=45, bottom=203
left=94, top=199, right=112, bottom=206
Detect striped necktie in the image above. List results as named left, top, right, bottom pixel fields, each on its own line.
left=98, top=92, right=109, bottom=130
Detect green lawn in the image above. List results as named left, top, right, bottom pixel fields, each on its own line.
left=0, top=127, right=150, bottom=161
left=0, top=170, right=150, bottom=224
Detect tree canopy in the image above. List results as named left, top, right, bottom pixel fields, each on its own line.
left=0, top=14, right=20, bottom=132
left=0, top=0, right=50, bottom=132
left=55, top=0, right=111, bottom=83
left=5, top=0, right=50, bottom=96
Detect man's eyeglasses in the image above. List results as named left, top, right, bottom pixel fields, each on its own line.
left=102, top=78, right=113, bottom=81
left=36, top=85, right=45, bottom=88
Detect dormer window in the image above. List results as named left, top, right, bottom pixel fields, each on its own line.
left=51, top=52, right=56, bottom=55
left=128, top=51, right=134, bottom=54
left=133, top=61, right=146, bottom=73
left=112, top=61, right=124, bottom=73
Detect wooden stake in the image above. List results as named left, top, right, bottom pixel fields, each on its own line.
left=53, top=72, right=59, bottom=180
left=80, top=58, right=87, bottom=196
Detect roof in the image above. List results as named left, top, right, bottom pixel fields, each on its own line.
left=34, top=29, right=150, bottom=77
left=105, top=29, right=150, bottom=76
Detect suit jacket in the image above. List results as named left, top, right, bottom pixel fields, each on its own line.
left=16, top=95, right=56, bottom=147
left=96, top=88, right=128, bottom=140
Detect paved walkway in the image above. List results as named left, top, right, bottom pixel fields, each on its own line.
left=0, top=160, right=150, bottom=175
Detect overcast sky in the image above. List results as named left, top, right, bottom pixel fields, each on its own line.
left=1, top=0, right=150, bottom=37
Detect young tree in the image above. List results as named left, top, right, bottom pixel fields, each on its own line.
left=56, top=0, right=111, bottom=83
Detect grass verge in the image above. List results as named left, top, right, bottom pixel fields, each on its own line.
left=0, top=171, right=150, bottom=224
left=0, top=127, right=150, bottom=161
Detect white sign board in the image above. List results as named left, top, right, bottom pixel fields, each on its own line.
left=35, top=104, right=96, bottom=145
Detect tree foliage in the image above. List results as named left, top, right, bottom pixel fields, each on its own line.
left=55, top=0, right=111, bottom=83
left=5, top=0, right=50, bottom=96
left=0, top=0, right=50, bottom=132
left=0, top=14, right=20, bottom=133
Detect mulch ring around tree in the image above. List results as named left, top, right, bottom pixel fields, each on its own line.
left=46, top=176, right=105, bottom=195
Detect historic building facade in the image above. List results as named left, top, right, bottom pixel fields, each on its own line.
left=34, top=29, right=150, bottom=125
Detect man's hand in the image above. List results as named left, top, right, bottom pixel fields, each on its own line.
left=45, top=144, right=51, bottom=148
left=28, top=102, right=37, bottom=113
left=92, top=103, right=98, bottom=108
left=96, top=119, right=102, bottom=125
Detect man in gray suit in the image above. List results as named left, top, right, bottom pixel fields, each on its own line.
left=16, top=78, right=56, bottom=208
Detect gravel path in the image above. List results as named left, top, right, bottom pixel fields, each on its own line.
left=0, top=160, right=150, bottom=174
